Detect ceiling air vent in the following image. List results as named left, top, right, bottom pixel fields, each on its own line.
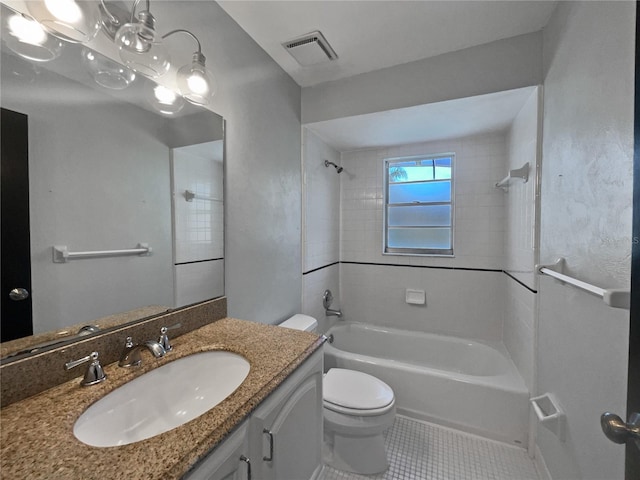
left=282, top=31, right=338, bottom=66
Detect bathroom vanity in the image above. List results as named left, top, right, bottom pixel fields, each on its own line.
left=0, top=317, right=325, bottom=479
left=185, top=347, right=323, bottom=480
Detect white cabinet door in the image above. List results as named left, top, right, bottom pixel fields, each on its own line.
left=183, top=421, right=251, bottom=480
left=250, top=350, right=323, bottom=480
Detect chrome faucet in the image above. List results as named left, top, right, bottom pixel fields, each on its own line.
left=118, top=336, right=166, bottom=367
left=65, top=351, right=107, bottom=386
left=323, top=289, right=343, bottom=318
left=158, top=323, right=182, bottom=352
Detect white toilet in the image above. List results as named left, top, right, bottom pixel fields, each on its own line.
left=279, top=314, right=396, bottom=475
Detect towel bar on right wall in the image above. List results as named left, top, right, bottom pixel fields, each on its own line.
left=536, top=257, right=630, bottom=310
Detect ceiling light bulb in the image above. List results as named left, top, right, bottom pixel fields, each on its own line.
left=176, top=52, right=216, bottom=105
left=115, top=11, right=169, bottom=78
left=187, top=72, right=208, bottom=95
left=146, top=84, right=184, bottom=116
left=44, top=0, right=82, bottom=23
left=8, top=15, right=47, bottom=45
left=4, top=13, right=64, bottom=62
left=154, top=85, right=178, bottom=104
left=26, top=0, right=101, bottom=43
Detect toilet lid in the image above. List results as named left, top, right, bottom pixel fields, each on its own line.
left=323, top=368, right=394, bottom=410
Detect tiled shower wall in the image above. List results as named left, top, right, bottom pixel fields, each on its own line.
left=302, top=129, right=341, bottom=333
left=171, top=144, right=225, bottom=308
left=303, top=122, right=540, bottom=380
left=503, top=88, right=540, bottom=391
left=339, top=133, right=507, bottom=339
left=341, top=134, right=507, bottom=270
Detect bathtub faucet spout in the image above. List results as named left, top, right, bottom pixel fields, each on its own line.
left=323, top=289, right=343, bottom=319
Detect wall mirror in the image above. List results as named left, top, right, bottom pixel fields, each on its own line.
left=0, top=2, right=225, bottom=361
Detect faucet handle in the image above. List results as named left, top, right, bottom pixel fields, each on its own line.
left=158, top=323, right=182, bottom=352
left=119, top=336, right=142, bottom=367
left=65, top=351, right=107, bottom=386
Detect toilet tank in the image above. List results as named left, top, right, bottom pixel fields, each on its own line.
left=279, top=314, right=318, bottom=333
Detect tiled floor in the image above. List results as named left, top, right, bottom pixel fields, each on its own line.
left=320, top=416, right=542, bottom=480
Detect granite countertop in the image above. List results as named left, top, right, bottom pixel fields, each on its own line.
left=0, top=317, right=324, bottom=480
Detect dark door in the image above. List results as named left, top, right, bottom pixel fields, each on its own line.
left=627, top=3, right=640, bottom=475
left=1, top=107, right=34, bottom=342
left=600, top=4, right=640, bottom=476
left=624, top=2, right=640, bottom=475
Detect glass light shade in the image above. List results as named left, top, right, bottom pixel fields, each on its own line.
left=4, top=13, right=64, bottom=62
left=26, top=0, right=102, bottom=43
left=146, top=84, right=184, bottom=116
left=176, top=53, right=216, bottom=105
left=81, top=48, right=136, bottom=90
left=114, top=17, right=169, bottom=78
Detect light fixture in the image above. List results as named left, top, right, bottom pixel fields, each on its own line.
left=26, top=0, right=102, bottom=44
left=146, top=84, right=184, bottom=116
left=4, top=12, right=64, bottom=62
left=81, top=47, right=136, bottom=90
left=114, top=0, right=169, bottom=78
left=19, top=0, right=217, bottom=103
left=164, top=29, right=216, bottom=106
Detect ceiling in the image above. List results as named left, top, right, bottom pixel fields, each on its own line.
left=306, top=86, right=537, bottom=151
left=217, top=1, right=552, bottom=152
left=217, top=1, right=558, bottom=88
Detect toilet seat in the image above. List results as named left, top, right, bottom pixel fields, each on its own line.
left=323, top=368, right=395, bottom=416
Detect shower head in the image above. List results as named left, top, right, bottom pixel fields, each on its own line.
left=324, top=159, right=343, bottom=173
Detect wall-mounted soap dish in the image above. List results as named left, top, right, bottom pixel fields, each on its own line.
left=531, top=393, right=566, bottom=442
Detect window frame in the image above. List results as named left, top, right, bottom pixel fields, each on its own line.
left=382, top=153, right=455, bottom=257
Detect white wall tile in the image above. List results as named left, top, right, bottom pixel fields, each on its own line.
left=340, top=132, right=507, bottom=271
left=302, top=128, right=341, bottom=272
left=504, top=89, right=540, bottom=290
left=172, top=147, right=224, bottom=264
left=302, top=264, right=340, bottom=334
left=502, top=278, right=535, bottom=391
left=174, top=259, right=224, bottom=308
left=340, top=263, right=504, bottom=341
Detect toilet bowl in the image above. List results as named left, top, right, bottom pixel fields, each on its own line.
left=279, top=314, right=396, bottom=475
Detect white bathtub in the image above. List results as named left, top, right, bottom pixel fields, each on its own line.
left=324, top=322, right=529, bottom=445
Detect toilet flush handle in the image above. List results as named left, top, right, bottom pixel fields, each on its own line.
left=263, top=428, right=274, bottom=461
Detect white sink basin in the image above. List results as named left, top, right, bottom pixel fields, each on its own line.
left=73, top=351, right=250, bottom=447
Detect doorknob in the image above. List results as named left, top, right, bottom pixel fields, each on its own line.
left=9, top=288, right=29, bottom=301
left=601, top=412, right=640, bottom=447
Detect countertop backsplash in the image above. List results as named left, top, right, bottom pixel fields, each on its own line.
left=0, top=297, right=227, bottom=407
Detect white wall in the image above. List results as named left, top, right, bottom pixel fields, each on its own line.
left=302, top=32, right=542, bottom=124
left=163, top=2, right=303, bottom=324
left=339, top=134, right=507, bottom=340
left=301, top=128, right=341, bottom=333
left=537, top=2, right=634, bottom=479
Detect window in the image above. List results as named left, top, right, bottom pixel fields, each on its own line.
left=384, top=154, right=454, bottom=256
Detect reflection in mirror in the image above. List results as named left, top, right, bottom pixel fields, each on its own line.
left=0, top=3, right=224, bottom=360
